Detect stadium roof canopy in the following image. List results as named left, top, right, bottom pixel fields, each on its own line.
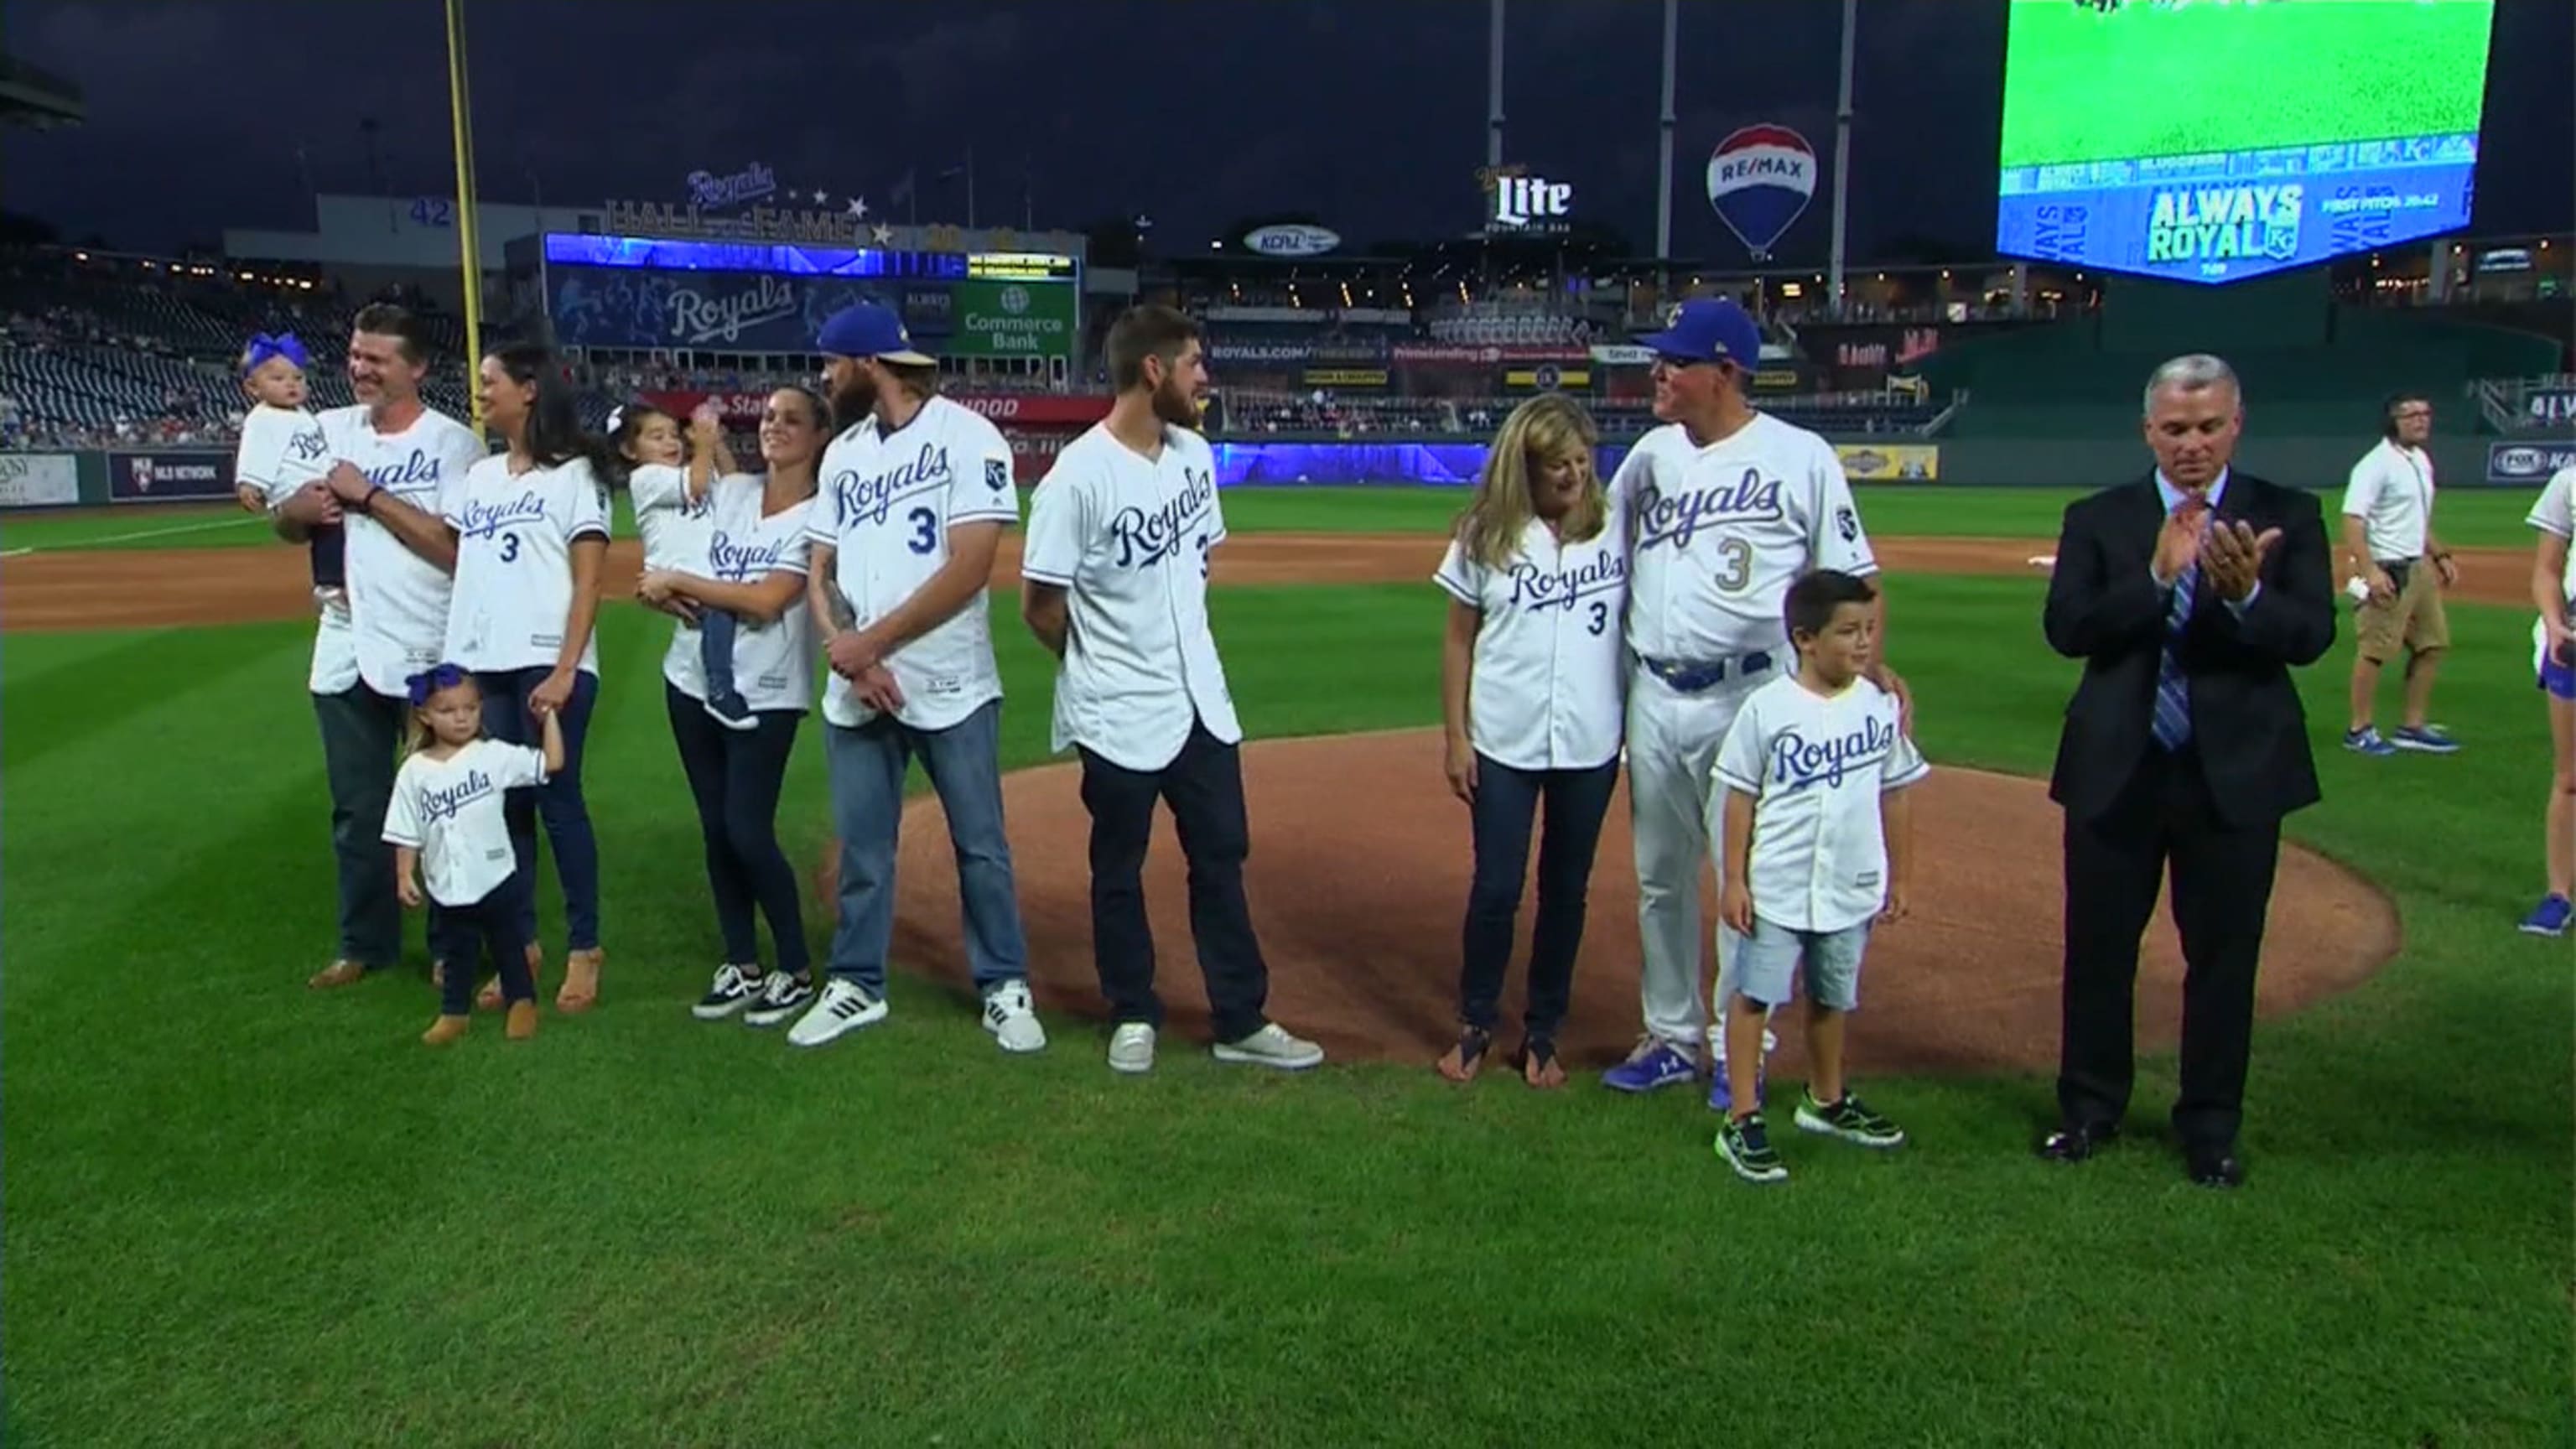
left=0, top=53, right=82, bottom=128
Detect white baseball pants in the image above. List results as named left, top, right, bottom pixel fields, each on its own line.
left=1625, top=667, right=1765, bottom=1057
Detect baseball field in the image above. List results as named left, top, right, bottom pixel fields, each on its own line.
left=1998, top=0, right=2496, bottom=169
left=3, top=485, right=2568, bottom=1446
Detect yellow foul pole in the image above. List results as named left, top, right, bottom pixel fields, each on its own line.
left=443, top=0, right=486, bottom=432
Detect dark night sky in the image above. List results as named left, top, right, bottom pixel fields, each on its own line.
left=5, top=0, right=2570, bottom=263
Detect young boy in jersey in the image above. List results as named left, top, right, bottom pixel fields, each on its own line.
left=1710, top=569, right=1926, bottom=1184
left=231, top=332, right=341, bottom=609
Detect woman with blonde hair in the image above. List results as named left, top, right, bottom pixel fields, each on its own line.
left=1430, top=392, right=1629, bottom=1087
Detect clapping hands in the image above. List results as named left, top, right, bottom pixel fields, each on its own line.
left=2200, top=517, right=2281, bottom=602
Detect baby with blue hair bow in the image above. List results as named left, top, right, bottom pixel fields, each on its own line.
left=233, top=331, right=345, bottom=610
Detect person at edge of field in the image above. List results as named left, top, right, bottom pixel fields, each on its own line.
left=793, top=302, right=1046, bottom=1055
left=1020, top=304, right=1326, bottom=1075
left=275, top=302, right=489, bottom=991
left=615, top=398, right=758, bottom=730
left=1431, top=392, right=1627, bottom=1089
left=633, top=387, right=828, bottom=1026
left=387, top=665, right=564, bottom=1046
left=1598, top=295, right=1908, bottom=1113
left=2519, top=465, right=2576, bottom=937
left=2339, top=390, right=2459, bottom=756
left=1709, top=569, right=1927, bottom=1185
left=231, top=330, right=341, bottom=610
left=422, top=342, right=613, bottom=1015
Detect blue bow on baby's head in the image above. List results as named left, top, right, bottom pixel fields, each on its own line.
left=405, top=662, right=469, bottom=706
left=242, top=331, right=310, bottom=375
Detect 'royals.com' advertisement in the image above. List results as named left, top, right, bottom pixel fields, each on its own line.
left=109, top=451, right=235, bottom=502
left=548, top=266, right=1074, bottom=358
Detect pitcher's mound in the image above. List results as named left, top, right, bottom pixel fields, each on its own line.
left=832, top=730, right=2399, bottom=1075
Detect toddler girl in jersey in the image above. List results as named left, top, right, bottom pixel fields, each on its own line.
left=1708, top=569, right=1926, bottom=1185
left=615, top=400, right=755, bottom=729
left=385, top=664, right=565, bottom=1046
left=231, top=332, right=341, bottom=607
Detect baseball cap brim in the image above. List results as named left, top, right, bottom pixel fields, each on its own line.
left=824, top=345, right=937, bottom=366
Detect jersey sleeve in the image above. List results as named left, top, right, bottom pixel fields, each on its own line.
left=1883, top=730, right=1931, bottom=792
left=2340, top=451, right=2385, bottom=520
left=802, top=461, right=844, bottom=548
left=491, top=742, right=551, bottom=790
left=628, top=462, right=681, bottom=520
left=564, top=459, right=611, bottom=543
left=441, top=459, right=480, bottom=530
left=382, top=761, right=424, bottom=848
left=1604, top=434, right=1652, bottom=515
left=1433, top=534, right=1484, bottom=607
left=948, top=413, right=1021, bottom=527
left=1194, top=435, right=1228, bottom=549
left=1021, top=459, right=1088, bottom=587
left=435, top=423, right=487, bottom=522
left=1711, top=693, right=1770, bottom=797
left=2528, top=468, right=2575, bottom=542
left=767, top=508, right=817, bottom=579
left=1804, top=439, right=1878, bottom=577
left=231, top=412, right=280, bottom=495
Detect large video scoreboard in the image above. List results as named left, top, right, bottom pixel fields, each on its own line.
left=1996, top=0, right=2495, bottom=285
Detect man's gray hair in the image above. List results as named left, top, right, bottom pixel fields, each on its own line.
left=2142, top=353, right=2241, bottom=415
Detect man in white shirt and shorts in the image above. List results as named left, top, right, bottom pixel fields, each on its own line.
left=2339, top=392, right=2459, bottom=756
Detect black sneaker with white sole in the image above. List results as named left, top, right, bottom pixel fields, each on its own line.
left=743, top=973, right=816, bottom=1027
left=692, top=963, right=766, bottom=1021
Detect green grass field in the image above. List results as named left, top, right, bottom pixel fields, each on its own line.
left=0, top=485, right=2552, bottom=553
left=4, top=489, right=2569, bottom=1446
left=2000, top=0, right=2496, bottom=169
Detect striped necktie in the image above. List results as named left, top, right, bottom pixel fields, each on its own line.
left=2152, top=548, right=2198, bottom=751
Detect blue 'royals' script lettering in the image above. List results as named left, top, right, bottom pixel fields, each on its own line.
left=1507, top=548, right=1628, bottom=611
left=456, top=491, right=552, bottom=538
left=1634, top=469, right=1784, bottom=552
left=1770, top=712, right=1898, bottom=790
left=831, top=443, right=952, bottom=529
left=1109, top=466, right=1214, bottom=569
left=709, top=528, right=787, bottom=581
left=363, top=449, right=447, bottom=492
left=421, top=769, right=496, bottom=823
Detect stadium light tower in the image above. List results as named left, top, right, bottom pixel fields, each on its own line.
left=444, top=0, right=486, bottom=429
left=1655, top=0, right=1677, bottom=283
left=1827, top=0, right=1856, bottom=312
left=1486, top=0, right=1504, bottom=169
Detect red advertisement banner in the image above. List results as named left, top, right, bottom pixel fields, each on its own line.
left=643, top=389, right=1112, bottom=428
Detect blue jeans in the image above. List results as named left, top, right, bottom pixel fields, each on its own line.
left=475, top=666, right=601, bottom=952
left=698, top=611, right=742, bottom=704
left=823, top=699, right=1028, bottom=997
left=666, top=682, right=807, bottom=975
left=1460, top=754, right=1620, bottom=1038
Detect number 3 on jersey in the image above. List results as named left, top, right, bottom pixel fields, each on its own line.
left=1711, top=537, right=1752, bottom=592
left=906, top=507, right=936, bottom=556
left=496, top=531, right=520, bottom=564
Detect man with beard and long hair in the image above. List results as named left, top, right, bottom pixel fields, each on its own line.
left=1020, top=304, right=1323, bottom=1076
left=792, top=302, right=1045, bottom=1054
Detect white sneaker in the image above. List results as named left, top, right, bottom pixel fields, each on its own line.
left=1212, top=1022, right=1324, bottom=1071
left=742, top=972, right=815, bottom=1028
left=691, top=963, right=763, bottom=1021
left=981, top=981, right=1046, bottom=1053
left=786, top=979, right=887, bottom=1047
left=1107, top=1022, right=1156, bottom=1074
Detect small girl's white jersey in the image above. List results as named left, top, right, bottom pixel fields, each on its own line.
left=1711, top=673, right=1929, bottom=933
left=1022, top=422, right=1238, bottom=772
left=442, top=454, right=613, bottom=676
left=662, top=474, right=818, bottom=714
left=1433, top=509, right=1630, bottom=772
left=382, top=738, right=548, bottom=908
left=803, top=396, right=1020, bottom=732
left=629, top=461, right=714, bottom=572
left=236, top=402, right=331, bottom=506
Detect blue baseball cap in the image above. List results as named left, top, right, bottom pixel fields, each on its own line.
left=816, top=301, right=935, bottom=366
left=1634, top=298, right=1762, bottom=367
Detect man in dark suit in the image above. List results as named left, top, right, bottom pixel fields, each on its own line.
left=2038, top=353, right=2336, bottom=1188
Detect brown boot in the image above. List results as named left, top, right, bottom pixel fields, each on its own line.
left=422, top=1014, right=470, bottom=1046
left=308, top=959, right=366, bottom=989
left=557, top=948, right=603, bottom=1014
left=479, top=943, right=542, bottom=1013
left=504, top=1001, right=539, bottom=1041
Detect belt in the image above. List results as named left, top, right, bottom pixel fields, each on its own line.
left=1639, top=652, right=1773, bottom=693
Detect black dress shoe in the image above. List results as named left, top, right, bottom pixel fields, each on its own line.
left=2036, top=1121, right=2119, bottom=1162
left=2185, top=1148, right=2245, bottom=1189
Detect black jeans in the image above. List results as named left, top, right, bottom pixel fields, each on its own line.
left=432, top=880, right=534, bottom=1015
left=313, top=682, right=413, bottom=967
left=1077, top=720, right=1270, bottom=1043
left=475, top=667, right=602, bottom=952
left=1460, top=754, right=1620, bottom=1039
left=666, top=683, right=808, bottom=976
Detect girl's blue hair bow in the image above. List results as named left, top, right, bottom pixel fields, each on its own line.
left=404, top=662, right=468, bottom=706
left=242, top=332, right=310, bottom=374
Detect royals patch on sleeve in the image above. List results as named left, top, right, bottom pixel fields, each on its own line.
left=986, top=458, right=1009, bottom=491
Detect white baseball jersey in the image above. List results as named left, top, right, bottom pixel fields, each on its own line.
left=1022, top=422, right=1239, bottom=772
left=1433, top=512, right=1630, bottom=771
left=443, top=454, right=613, bottom=676
left=663, top=474, right=818, bottom=714
left=805, top=396, right=1019, bottom=732
left=382, top=738, right=550, bottom=908
left=317, top=404, right=489, bottom=697
left=236, top=402, right=330, bottom=506
left=1613, top=413, right=1878, bottom=663
left=1712, top=674, right=1929, bottom=933
left=628, top=461, right=714, bottom=571
left=2340, top=438, right=2436, bottom=562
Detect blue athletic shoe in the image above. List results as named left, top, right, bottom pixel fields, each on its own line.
left=1708, top=1057, right=1766, bottom=1114
left=2388, top=725, right=2459, bottom=755
left=1602, top=1038, right=1697, bottom=1093
left=2520, top=894, right=2573, bottom=938
left=2343, top=727, right=2397, bottom=757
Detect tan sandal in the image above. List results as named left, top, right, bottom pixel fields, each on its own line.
left=308, top=959, right=366, bottom=989
left=504, top=1001, right=539, bottom=1040
left=422, top=1014, right=470, bottom=1046
left=556, top=948, right=602, bottom=1014
left=478, top=943, right=543, bottom=1012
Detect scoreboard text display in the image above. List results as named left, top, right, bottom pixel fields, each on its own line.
left=1995, top=0, right=2494, bottom=285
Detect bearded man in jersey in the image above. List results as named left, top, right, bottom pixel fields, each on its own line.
left=1600, top=298, right=1909, bottom=1107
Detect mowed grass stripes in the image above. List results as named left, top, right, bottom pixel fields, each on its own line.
left=3, top=580, right=2568, bottom=1445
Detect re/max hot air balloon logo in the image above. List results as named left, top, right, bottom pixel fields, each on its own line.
left=1706, top=125, right=1817, bottom=261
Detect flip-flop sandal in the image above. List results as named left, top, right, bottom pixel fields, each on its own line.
left=1435, top=1025, right=1492, bottom=1083
left=556, top=948, right=603, bottom=1014
left=1519, top=1036, right=1566, bottom=1089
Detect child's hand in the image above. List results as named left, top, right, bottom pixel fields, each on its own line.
left=235, top=483, right=267, bottom=514
left=1878, top=885, right=1911, bottom=927
left=689, top=405, right=723, bottom=449
left=1720, top=880, right=1755, bottom=937
left=397, top=871, right=423, bottom=909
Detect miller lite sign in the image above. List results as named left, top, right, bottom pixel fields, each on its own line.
left=1481, top=165, right=1573, bottom=235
